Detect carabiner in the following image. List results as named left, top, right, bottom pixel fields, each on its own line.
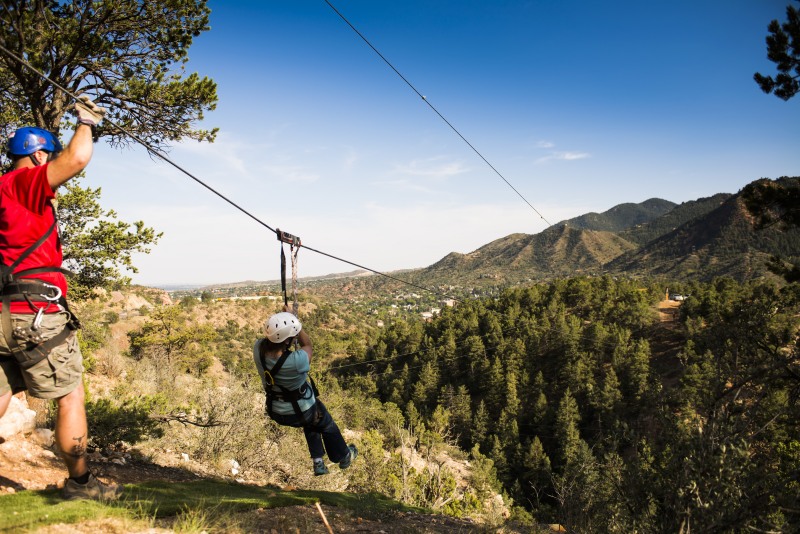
left=42, top=283, right=62, bottom=302
left=32, top=307, right=45, bottom=330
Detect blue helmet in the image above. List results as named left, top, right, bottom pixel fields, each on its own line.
left=7, top=127, right=63, bottom=156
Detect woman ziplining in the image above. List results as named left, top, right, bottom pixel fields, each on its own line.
left=254, top=308, right=357, bottom=476
left=253, top=231, right=357, bottom=476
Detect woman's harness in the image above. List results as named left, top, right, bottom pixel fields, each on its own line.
left=261, top=230, right=321, bottom=426
left=258, top=339, right=319, bottom=426
left=0, top=204, right=79, bottom=369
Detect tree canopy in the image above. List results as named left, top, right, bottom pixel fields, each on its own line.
left=0, top=0, right=218, bottom=148
left=754, top=2, right=800, bottom=101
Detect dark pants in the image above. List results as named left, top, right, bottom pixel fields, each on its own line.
left=270, top=399, right=349, bottom=462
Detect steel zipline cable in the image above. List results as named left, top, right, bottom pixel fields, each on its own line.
left=0, top=40, right=453, bottom=300
left=2, top=39, right=661, bottom=405
left=322, top=0, right=553, bottom=227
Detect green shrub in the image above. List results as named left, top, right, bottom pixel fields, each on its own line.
left=86, top=395, right=166, bottom=449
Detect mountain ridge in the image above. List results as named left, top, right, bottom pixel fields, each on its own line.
left=419, top=177, right=799, bottom=285
left=189, top=176, right=799, bottom=294
left=557, top=197, right=677, bottom=232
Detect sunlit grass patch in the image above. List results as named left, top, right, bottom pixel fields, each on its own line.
left=0, top=488, right=129, bottom=532
left=0, top=479, right=425, bottom=532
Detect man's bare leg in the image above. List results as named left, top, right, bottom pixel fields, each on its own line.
left=0, top=391, right=11, bottom=419
left=55, top=385, right=88, bottom=477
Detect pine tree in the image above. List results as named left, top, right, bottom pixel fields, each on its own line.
left=464, top=335, right=488, bottom=389
left=472, top=400, right=489, bottom=451
left=480, top=314, right=504, bottom=349
left=411, top=360, right=440, bottom=413
left=485, top=355, right=506, bottom=418
left=489, top=434, right=509, bottom=482
left=554, top=388, right=582, bottom=469
left=447, top=384, right=473, bottom=449
left=754, top=3, right=800, bottom=100
left=596, top=366, right=623, bottom=435
left=521, top=436, right=552, bottom=510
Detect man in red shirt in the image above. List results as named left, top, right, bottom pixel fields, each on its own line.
left=0, top=96, right=122, bottom=501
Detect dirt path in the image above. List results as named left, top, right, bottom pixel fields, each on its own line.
left=0, top=429, right=200, bottom=494
left=650, top=299, right=685, bottom=390
left=657, top=299, right=681, bottom=324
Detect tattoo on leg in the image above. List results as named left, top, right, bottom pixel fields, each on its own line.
left=66, top=433, right=87, bottom=458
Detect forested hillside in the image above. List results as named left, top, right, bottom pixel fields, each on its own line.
left=419, top=225, right=637, bottom=285
left=558, top=198, right=676, bottom=232
left=608, top=191, right=800, bottom=281
left=59, top=290, right=521, bottom=526
left=331, top=276, right=800, bottom=531
left=619, top=193, right=732, bottom=245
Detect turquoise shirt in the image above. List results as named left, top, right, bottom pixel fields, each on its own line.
left=253, top=339, right=315, bottom=415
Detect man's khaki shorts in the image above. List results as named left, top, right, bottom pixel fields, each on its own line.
left=0, top=311, right=83, bottom=399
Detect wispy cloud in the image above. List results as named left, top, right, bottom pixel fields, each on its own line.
left=259, top=164, right=319, bottom=183
left=392, top=157, right=469, bottom=179
left=373, top=178, right=437, bottom=194
left=536, top=151, right=591, bottom=164
left=173, top=131, right=257, bottom=176
left=533, top=140, right=589, bottom=164
left=342, top=146, right=358, bottom=171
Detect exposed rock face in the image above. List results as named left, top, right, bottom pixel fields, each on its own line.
left=0, top=395, right=36, bottom=440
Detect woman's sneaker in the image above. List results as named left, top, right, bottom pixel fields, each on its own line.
left=313, top=459, right=329, bottom=476
left=62, top=473, right=123, bottom=501
left=339, top=444, right=358, bottom=469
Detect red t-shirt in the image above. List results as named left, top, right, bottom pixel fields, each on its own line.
left=0, top=163, right=67, bottom=313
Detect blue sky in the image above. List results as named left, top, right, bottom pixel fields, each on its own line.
left=84, top=0, right=799, bottom=286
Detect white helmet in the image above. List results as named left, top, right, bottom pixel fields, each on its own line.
left=264, top=312, right=302, bottom=343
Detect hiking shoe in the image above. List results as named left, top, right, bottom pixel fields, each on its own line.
left=62, top=473, right=123, bottom=501
left=339, top=444, right=358, bottom=470
left=313, top=459, right=329, bottom=476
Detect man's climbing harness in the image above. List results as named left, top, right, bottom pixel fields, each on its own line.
left=0, top=203, right=80, bottom=369
left=277, top=228, right=301, bottom=316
